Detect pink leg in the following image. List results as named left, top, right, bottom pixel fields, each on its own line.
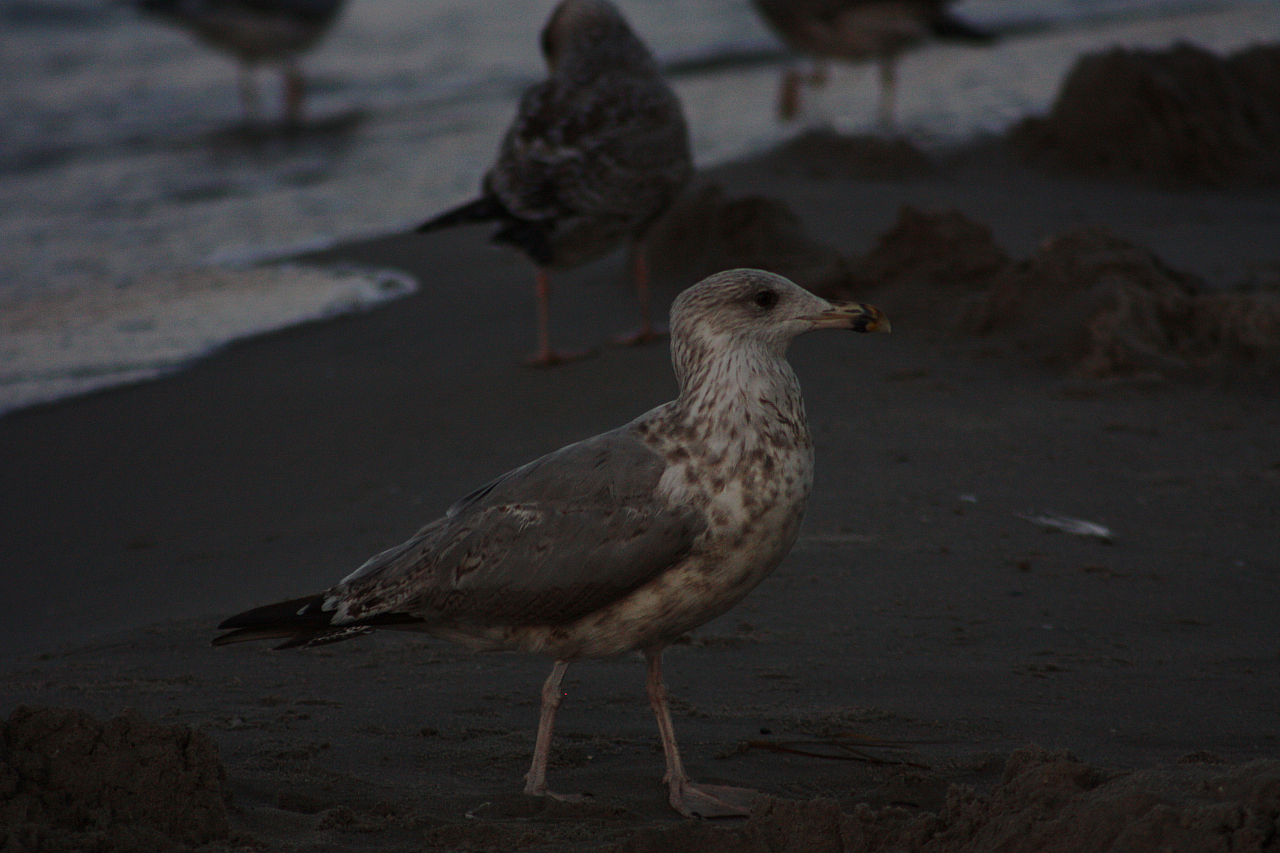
left=524, top=660, right=584, bottom=800
left=237, top=65, right=260, bottom=124
left=282, top=62, right=305, bottom=129
left=611, top=248, right=666, bottom=347
left=645, top=648, right=760, bottom=817
left=778, top=68, right=803, bottom=121
left=525, top=269, right=593, bottom=367
left=778, top=61, right=828, bottom=122
left=876, top=56, right=898, bottom=131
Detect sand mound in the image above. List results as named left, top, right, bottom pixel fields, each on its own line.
left=847, top=205, right=1011, bottom=331
left=647, top=179, right=855, bottom=298
left=1013, top=42, right=1280, bottom=186
left=0, top=706, right=230, bottom=852
left=610, top=746, right=1280, bottom=853
left=967, top=227, right=1280, bottom=378
left=845, top=206, right=1280, bottom=377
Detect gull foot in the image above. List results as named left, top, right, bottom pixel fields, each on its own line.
left=525, top=782, right=594, bottom=805
left=671, top=781, right=760, bottom=818
left=610, top=324, right=668, bottom=348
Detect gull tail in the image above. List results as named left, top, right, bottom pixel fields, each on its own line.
left=415, top=194, right=556, bottom=266
left=931, top=11, right=997, bottom=44
left=416, top=195, right=509, bottom=234
left=212, top=594, right=424, bottom=650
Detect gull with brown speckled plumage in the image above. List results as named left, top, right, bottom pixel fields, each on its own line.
left=416, top=0, right=692, bottom=367
left=213, top=269, right=888, bottom=817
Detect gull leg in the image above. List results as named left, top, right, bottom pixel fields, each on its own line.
left=282, top=61, right=306, bottom=129
left=876, top=55, right=898, bottom=132
left=525, top=269, right=594, bottom=368
left=645, top=648, right=759, bottom=818
left=779, top=60, right=828, bottom=122
left=611, top=246, right=666, bottom=347
left=237, top=65, right=260, bottom=125
left=778, top=67, right=803, bottom=121
left=524, top=660, right=585, bottom=801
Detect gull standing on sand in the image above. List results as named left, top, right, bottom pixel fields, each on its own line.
left=213, top=269, right=889, bottom=817
left=416, top=0, right=693, bottom=367
left=137, top=0, right=345, bottom=127
left=751, top=0, right=992, bottom=128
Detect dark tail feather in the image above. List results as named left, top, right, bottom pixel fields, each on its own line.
left=931, top=12, right=997, bottom=44
left=212, top=594, right=424, bottom=650
left=416, top=195, right=509, bottom=234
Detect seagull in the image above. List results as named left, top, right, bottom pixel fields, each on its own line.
left=213, top=269, right=889, bottom=817
left=137, top=0, right=345, bottom=127
left=416, top=0, right=693, bottom=367
left=750, top=0, right=993, bottom=128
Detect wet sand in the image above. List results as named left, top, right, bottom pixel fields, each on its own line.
left=3, top=122, right=1279, bottom=850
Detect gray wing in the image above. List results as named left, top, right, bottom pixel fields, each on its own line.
left=328, top=424, right=704, bottom=628
left=485, top=74, right=691, bottom=231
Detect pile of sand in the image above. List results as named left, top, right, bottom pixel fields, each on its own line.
left=966, top=227, right=1280, bottom=378
left=1013, top=43, right=1280, bottom=187
left=646, top=179, right=855, bottom=299
left=846, top=205, right=1011, bottom=334
left=849, top=206, right=1280, bottom=378
left=1, top=706, right=229, bottom=853
left=610, top=746, right=1280, bottom=853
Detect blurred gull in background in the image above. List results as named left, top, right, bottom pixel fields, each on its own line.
left=137, top=0, right=346, bottom=126
left=750, top=0, right=994, bottom=128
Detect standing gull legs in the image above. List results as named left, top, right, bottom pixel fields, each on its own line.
left=751, top=0, right=993, bottom=129
left=137, top=0, right=345, bottom=127
left=213, top=269, right=889, bottom=815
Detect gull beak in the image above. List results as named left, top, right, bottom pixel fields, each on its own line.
left=808, top=301, right=890, bottom=334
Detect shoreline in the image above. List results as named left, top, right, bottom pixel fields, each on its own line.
left=5, top=1, right=1280, bottom=420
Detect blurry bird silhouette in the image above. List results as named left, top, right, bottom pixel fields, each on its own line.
left=138, top=0, right=345, bottom=127
left=751, top=0, right=993, bottom=128
left=416, top=0, right=693, bottom=367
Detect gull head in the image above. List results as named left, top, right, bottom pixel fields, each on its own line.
left=540, top=0, right=657, bottom=79
left=670, top=269, right=888, bottom=386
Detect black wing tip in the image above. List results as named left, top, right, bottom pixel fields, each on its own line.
left=216, top=594, right=330, bottom=631
left=211, top=626, right=301, bottom=647
left=213, top=594, right=428, bottom=649
left=416, top=195, right=509, bottom=233
left=932, top=13, right=998, bottom=43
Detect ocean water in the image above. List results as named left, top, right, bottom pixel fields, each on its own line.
left=2, top=0, right=1277, bottom=414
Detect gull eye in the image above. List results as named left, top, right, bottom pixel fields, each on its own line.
left=754, top=289, right=779, bottom=309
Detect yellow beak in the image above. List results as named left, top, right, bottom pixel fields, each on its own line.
left=808, top=302, right=890, bottom=334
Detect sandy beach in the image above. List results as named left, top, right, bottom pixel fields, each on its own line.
left=4, top=75, right=1280, bottom=849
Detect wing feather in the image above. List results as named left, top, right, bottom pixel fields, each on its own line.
left=483, top=74, right=690, bottom=256
left=329, top=423, right=702, bottom=628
